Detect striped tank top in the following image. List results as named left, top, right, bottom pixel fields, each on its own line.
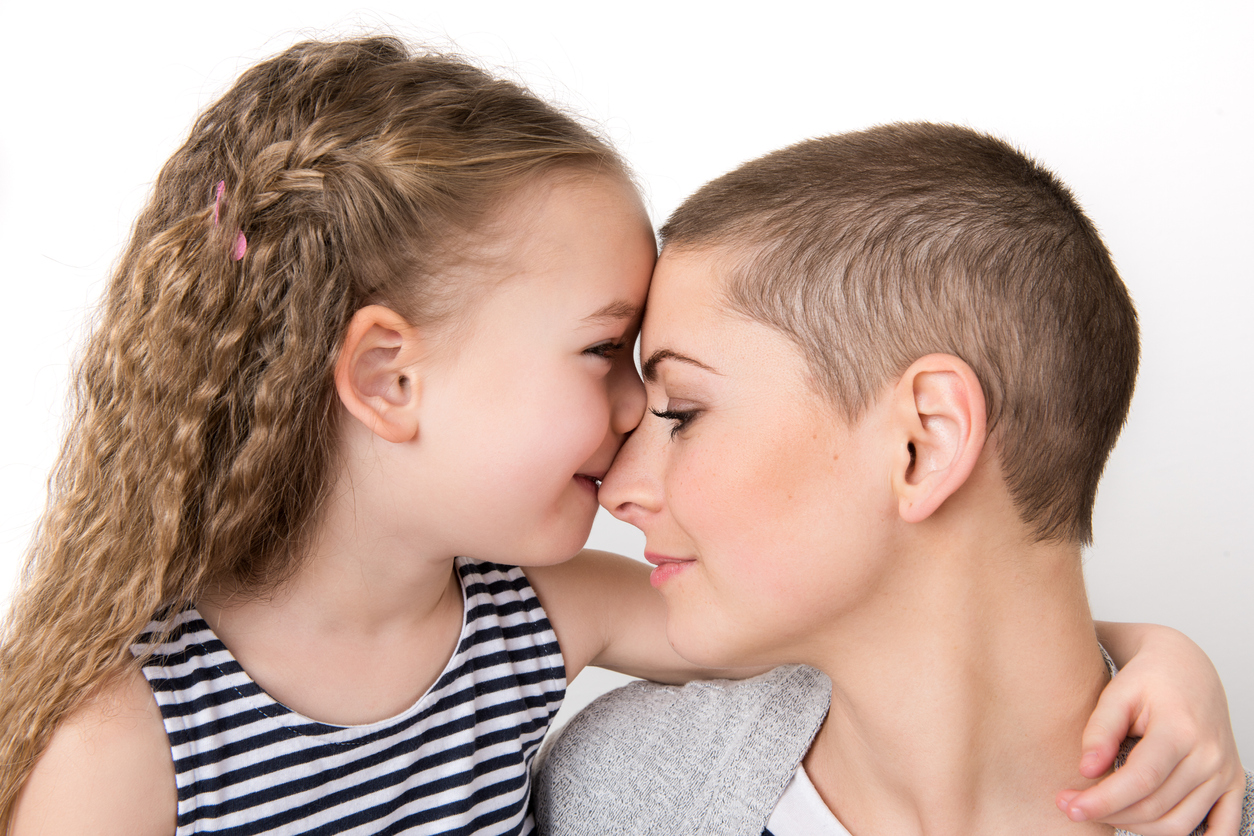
left=132, top=557, right=566, bottom=835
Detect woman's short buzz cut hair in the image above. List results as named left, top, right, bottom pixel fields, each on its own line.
left=660, top=122, right=1139, bottom=545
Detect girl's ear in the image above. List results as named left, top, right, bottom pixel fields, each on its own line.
left=334, top=305, right=423, bottom=443
left=889, top=353, right=988, bottom=523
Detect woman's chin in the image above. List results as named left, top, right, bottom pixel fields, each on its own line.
left=665, top=621, right=764, bottom=672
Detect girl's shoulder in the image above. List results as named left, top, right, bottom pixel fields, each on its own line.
left=12, top=665, right=175, bottom=836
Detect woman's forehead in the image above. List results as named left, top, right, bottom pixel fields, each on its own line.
left=641, top=248, right=810, bottom=385
left=641, top=248, right=726, bottom=342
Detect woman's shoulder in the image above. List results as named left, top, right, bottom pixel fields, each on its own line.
left=535, top=665, right=830, bottom=836
left=553, top=663, right=830, bottom=736
left=12, top=665, right=175, bottom=836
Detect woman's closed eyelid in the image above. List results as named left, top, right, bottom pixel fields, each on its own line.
left=649, top=404, right=699, bottom=438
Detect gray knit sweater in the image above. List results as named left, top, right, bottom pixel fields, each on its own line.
left=534, top=665, right=1253, bottom=836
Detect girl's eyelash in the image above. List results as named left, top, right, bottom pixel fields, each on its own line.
left=650, top=407, right=698, bottom=438
left=584, top=341, right=625, bottom=360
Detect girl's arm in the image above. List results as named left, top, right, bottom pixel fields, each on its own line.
left=1060, top=621, right=1246, bottom=836
left=11, top=667, right=176, bottom=836
left=526, top=549, right=763, bottom=685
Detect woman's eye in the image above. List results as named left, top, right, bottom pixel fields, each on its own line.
left=584, top=340, right=624, bottom=360
left=649, top=407, right=698, bottom=438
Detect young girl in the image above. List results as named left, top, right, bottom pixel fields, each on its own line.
left=0, top=37, right=1241, bottom=836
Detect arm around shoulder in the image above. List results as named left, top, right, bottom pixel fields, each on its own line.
left=11, top=666, right=176, bottom=836
left=525, top=549, right=688, bottom=682
left=1078, top=621, right=1245, bottom=835
left=527, top=549, right=769, bottom=684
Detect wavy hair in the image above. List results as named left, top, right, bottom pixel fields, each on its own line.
left=0, top=36, right=625, bottom=824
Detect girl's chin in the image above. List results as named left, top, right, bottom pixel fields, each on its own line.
left=505, top=520, right=595, bottom=568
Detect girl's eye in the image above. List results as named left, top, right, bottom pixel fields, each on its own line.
left=650, top=407, right=698, bottom=438
left=584, top=340, right=625, bottom=361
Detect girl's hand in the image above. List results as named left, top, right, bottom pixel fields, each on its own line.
left=1056, top=622, right=1245, bottom=836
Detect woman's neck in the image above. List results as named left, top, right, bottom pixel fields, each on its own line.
left=802, top=533, right=1113, bottom=836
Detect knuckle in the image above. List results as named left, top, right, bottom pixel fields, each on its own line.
left=1184, top=746, right=1210, bottom=769
left=1136, top=793, right=1174, bottom=822
left=1132, top=762, right=1168, bottom=796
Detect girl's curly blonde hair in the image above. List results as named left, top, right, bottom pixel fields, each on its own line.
left=0, top=36, right=626, bottom=825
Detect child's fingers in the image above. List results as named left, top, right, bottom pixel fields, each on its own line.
left=1198, top=784, right=1245, bottom=836
left=1065, top=733, right=1188, bottom=821
left=1079, top=674, right=1143, bottom=778
left=1067, top=755, right=1245, bottom=836
left=1096, top=776, right=1226, bottom=836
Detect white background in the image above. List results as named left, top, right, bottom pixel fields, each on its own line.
left=1, top=2, right=1250, bottom=759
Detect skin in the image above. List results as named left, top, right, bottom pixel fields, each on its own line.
left=609, top=276, right=899, bottom=671
left=12, top=671, right=177, bottom=835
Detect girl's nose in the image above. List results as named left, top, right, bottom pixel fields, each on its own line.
left=598, top=421, right=661, bottom=527
left=608, top=353, right=646, bottom=437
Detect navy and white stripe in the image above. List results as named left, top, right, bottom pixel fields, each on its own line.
left=132, top=557, right=566, bottom=835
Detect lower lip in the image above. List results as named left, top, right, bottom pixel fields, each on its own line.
left=574, top=475, right=600, bottom=496
left=649, top=560, right=693, bottom=588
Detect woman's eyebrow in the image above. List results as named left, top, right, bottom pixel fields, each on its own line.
left=583, top=300, right=641, bottom=325
left=642, top=349, right=719, bottom=383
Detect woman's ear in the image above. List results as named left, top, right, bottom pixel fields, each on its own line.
left=334, top=305, right=423, bottom=444
left=890, top=353, right=987, bottom=523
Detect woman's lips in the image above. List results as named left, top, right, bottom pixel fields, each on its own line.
left=644, top=552, right=694, bottom=588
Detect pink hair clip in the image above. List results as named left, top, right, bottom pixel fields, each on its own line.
left=211, top=180, right=248, bottom=261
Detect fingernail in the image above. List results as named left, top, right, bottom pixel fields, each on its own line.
left=1068, top=806, right=1089, bottom=822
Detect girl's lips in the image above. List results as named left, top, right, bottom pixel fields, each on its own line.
left=644, top=552, right=694, bottom=588
left=574, top=474, right=602, bottom=495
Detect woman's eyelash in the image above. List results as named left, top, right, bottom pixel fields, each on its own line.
left=584, top=341, right=625, bottom=359
left=650, top=407, right=698, bottom=437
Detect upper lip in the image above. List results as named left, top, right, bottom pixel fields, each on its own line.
left=644, top=551, right=694, bottom=566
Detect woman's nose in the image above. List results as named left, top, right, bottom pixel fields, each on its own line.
left=598, top=420, right=661, bottom=527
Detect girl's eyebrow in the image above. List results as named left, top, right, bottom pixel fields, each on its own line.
left=583, top=300, right=641, bottom=325
left=642, top=349, right=719, bottom=383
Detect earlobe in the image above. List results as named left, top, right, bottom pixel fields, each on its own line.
left=890, top=354, right=987, bottom=523
left=334, top=305, right=423, bottom=444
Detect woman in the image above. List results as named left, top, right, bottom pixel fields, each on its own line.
left=535, top=123, right=1252, bottom=836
